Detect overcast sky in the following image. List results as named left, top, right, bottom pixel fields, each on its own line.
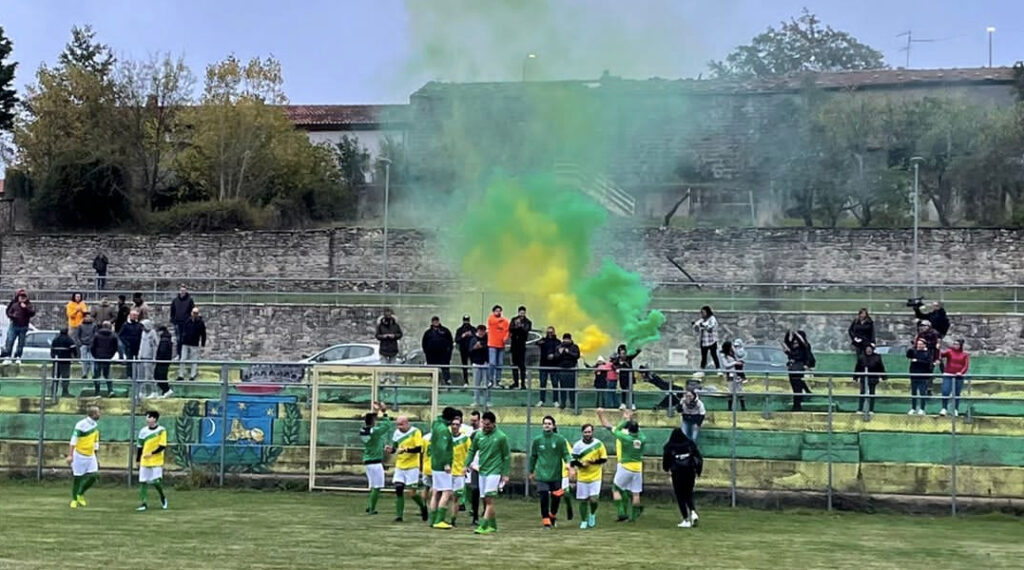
left=2, top=0, right=1022, bottom=104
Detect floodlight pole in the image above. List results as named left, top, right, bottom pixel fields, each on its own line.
left=380, top=157, right=392, bottom=292
left=911, top=156, right=924, bottom=298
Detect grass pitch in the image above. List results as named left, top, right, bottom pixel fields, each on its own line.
left=1, top=480, right=1022, bottom=569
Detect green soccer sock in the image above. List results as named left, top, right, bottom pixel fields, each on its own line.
left=396, top=493, right=406, bottom=517
left=79, top=473, right=98, bottom=495
left=630, top=504, right=644, bottom=521
left=579, top=500, right=589, bottom=519
left=590, top=499, right=599, bottom=514
left=153, top=479, right=166, bottom=502
left=450, top=507, right=458, bottom=525
left=411, top=494, right=426, bottom=509
left=139, top=482, right=149, bottom=504
left=71, top=476, right=81, bottom=500
left=436, top=507, right=448, bottom=524
left=615, top=497, right=626, bottom=518
left=429, top=509, right=437, bottom=524
left=368, top=488, right=381, bottom=512
left=622, top=491, right=633, bottom=518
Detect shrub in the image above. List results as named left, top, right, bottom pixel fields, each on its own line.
left=147, top=199, right=268, bottom=233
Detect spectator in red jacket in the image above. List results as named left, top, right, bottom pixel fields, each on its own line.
left=486, top=305, right=509, bottom=388
left=939, top=339, right=970, bottom=417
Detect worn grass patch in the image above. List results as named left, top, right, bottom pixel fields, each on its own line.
left=0, top=480, right=1022, bottom=569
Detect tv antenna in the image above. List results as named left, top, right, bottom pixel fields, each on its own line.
left=897, top=30, right=962, bottom=68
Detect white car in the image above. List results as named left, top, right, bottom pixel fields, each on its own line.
left=302, top=342, right=383, bottom=365
left=9, top=329, right=120, bottom=363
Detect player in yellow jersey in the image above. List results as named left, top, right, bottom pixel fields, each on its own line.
left=571, top=423, right=608, bottom=529
left=135, top=410, right=169, bottom=511
left=419, top=431, right=433, bottom=520
left=448, top=415, right=472, bottom=527
left=385, top=415, right=428, bottom=522
left=67, top=406, right=101, bottom=508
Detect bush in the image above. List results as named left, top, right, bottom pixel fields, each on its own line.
left=147, top=199, right=268, bottom=233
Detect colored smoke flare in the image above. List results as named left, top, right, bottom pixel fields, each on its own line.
left=454, top=174, right=664, bottom=358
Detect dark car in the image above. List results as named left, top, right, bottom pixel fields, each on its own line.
left=731, top=344, right=789, bottom=375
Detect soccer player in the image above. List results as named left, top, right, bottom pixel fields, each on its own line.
left=463, top=410, right=482, bottom=524
left=572, top=423, right=608, bottom=529
left=450, top=415, right=472, bottom=527
left=465, top=411, right=510, bottom=535
left=135, top=410, right=168, bottom=511
left=385, top=415, right=428, bottom=522
left=428, top=406, right=459, bottom=529
left=67, top=406, right=101, bottom=508
left=597, top=408, right=647, bottom=522
left=359, top=401, right=392, bottom=515
left=528, top=415, right=574, bottom=529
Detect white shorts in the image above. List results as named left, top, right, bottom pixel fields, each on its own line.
left=480, top=474, right=503, bottom=497
left=71, top=451, right=98, bottom=477
left=561, top=476, right=570, bottom=490
left=420, top=474, right=432, bottom=488
left=139, top=466, right=163, bottom=483
left=365, top=463, right=385, bottom=489
left=576, top=480, right=602, bottom=500
left=613, top=464, right=643, bottom=494
left=393, top=467, right=420, bottom=486
left=453, top=475, right=466, bottom=491
left=432, top=471, right=453, bottom=491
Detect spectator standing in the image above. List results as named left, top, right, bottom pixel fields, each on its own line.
left=119, top=310, right=144, bottom=382
left=132, top=293, right=151, bottom=322
left=50, top=327, right=78, bottom=398
left=676, top=390, right=706, bottom=442
left=537, top=327, right=561, bottom=408
left=66, top=292, right=89, bottom=337
left=468, top=325, right=490, bottom=407
left=375, top=308, right=402, bottom=384
left=91, top=297, right=117, bottom=327
left=154, top=326, right=174, bottom=398
left=604, top=350, right=621, bottom=409
left=90, top=322, right=118, bottom=396
left=855, top=344, right=886, bottom=416
left=611, top=344, right=641, bottom=411
left=906, top=338, right=934, bottom=416
left=914, top=300, right=951, bottom=338
left=721, top=340, right=746, bottom=411
left=848, top=308, right=875, bottom=356
left=114, top=295, right=131, bottom=360
left=421, top=316, right=454, bottom=386
left=555, top=333, right=581, bottom=411
left=92, top=252, right=108, bottom=291
left=3, top=289, right=35, bottom=364
left=783, top=330, right=815, bottom=411
left=691, top=306, right=720, bottom=369
left=914, top=320, right=941, bottom=361
left=178, top=307, right=207, bottom=382
left=72, top=314, right=98, bottom=379
left=939, top=339, right=970, bottom=417
left=662, top=427, right=703, bottom=528
left=169, top=286, right=195, bottom=358
left=455, top=315, right=476, bottom=385
left=139, top=319, right=159, bottom=399
left=508, top=306, right=532, bottom=390
left=593, top=356, right=612, bottom=408
left=486, top=305, right=510, bottom=389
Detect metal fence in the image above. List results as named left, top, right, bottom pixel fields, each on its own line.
left=2, top=359, right=1022, bottom=516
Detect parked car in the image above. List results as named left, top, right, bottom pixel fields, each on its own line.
left=7, top=329, right=121, bottom=364
left=302, top=342, right=383, bottom=365
left=731, top=344, right=789, bottom=375
left=401, top=330, right=545, bottom=367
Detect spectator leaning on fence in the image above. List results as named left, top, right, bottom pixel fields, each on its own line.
left=178, top=307, right=207, bottom=382
left=677, top=389, right=706, bottom=442
left=939, top=339, right=970, bottom=417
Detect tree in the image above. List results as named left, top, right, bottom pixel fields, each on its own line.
left=709, top=9, right=886, bottom=79
left=334, top=135, right=370, bottom=185
left=0, top=25, right=17, bottom=132
left=58, top=25, right=114, bottom=78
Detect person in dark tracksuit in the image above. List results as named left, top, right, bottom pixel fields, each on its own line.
left=90, top=322, right=119, bottom=396
left=855, top=344, right=886, bottom=415
left=509, top=306, right=532, bottom=390
left=783, top=330, right=815, bottom=411
left=50, top=328, right=78, bottom=397
left=662, top=427, right=703, bottom=528
left=422, top=316, right=454, bottom=386
left=154, top=326, right=175, bottom=397
left=537, top=327, right=561, bottom=407
left=907, top=338, right=934, bottom=415
left=455, top=316, right=476, bottom=385
left=555, top=334, right=581, bottom=411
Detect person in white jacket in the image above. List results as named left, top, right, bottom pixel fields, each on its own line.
left=138, top=320, right=160, bottom=399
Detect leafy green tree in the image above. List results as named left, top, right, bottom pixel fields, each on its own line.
left=710, top=9, right=886, bottom=78
left=0, top=25, right=17, bottom=133
left=334, top=135, right=370, bottom=185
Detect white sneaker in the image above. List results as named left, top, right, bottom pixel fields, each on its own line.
left=939, top=408, right=948, bottom=417
left=916, top=409, right=926, bottom=416
left=631, top=404, right=637, bottom=411
left=619, top=404, right=626, bottom=410
left=14, top=358, right=21, bottom=365
left=908, top=409, right=916, bottom=415
left=534, top=401, right=544, bottom=408
left=690, top=510, right=699, bottom=524
left=952, top=409, right=959, bottom=417
left=1, top=358, right=10, bottom=365
left=678, top=519, right=692, bottom=528
left=161, top=389, right=174, bottom=399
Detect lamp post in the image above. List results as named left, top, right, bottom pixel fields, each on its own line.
left=910, top=156, right=924, bottom=298
left=522, top=53, right=536, bottom=81
left=986, top=27, right=995, bottom=67
left=379, top=157, right=392, bottom=291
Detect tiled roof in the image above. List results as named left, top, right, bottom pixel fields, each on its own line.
left=413, top=67, right=1018, bottom=98
left=282, top=104, right=409, bottom=128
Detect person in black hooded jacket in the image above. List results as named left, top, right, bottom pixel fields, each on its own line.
left=783, top=330, right=815, bottom=411
left=421, top=316, right=454, bottom=386
left=855, top=344, right=886, bottom=415
left=662, top=427, right=703, bottom=528
left=848, top=308, right=875, bottom=356
left=454, top=316, right=476, bottom=385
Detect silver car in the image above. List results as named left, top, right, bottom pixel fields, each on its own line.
left=302, top=342, right=382, bottom=365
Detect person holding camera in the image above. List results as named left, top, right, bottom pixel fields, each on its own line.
left=691, top=306, right=720, bottom=370
left=911, top=299, right=950, bottom=338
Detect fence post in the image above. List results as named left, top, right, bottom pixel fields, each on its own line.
left=37, top=368, right=48, bottom=483
left=950, top=405, right=958, bottom=517
left=524, top=381, right=532, bottom=499
left=127, top=378, right=138, bottom=488
left=826, top=377, right=834, bottom=512
left=762, top=372, right=771, bottom=419
left=666, top=374, right=674, bottom=419
left=730, top=392, right=738, bottom=508
left=218, top=365, right=229, bottom=487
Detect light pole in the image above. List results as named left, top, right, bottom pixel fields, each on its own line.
left=910, top=156, right=924, bottom=298
left=986, top=27, right=995, bottom=67
left=379, top=157, right=392, bottom=291
left=522, top=53, right=536, bottom=81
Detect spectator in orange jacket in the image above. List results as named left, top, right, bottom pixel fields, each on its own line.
left=486, top=305, right=510, bottom=388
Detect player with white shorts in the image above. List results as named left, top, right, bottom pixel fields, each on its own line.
left=432, top=471, right=453, bottom=492
left=613, top=463, right=643, bottom=493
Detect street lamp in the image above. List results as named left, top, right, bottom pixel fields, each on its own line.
left=522, top=53, right=536, bottom=81
left=986, top=27, right=995, bottom=67
left=379, top=157, right=392, bottom=291
left=910, top=156, right=924, bottom=298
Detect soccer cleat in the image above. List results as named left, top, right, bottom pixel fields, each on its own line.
left=419, top=505, right=429, bottom=521
left=394, top=517, right=404, bottom=522
left=678, top=519, right=692, bottom=528
left=69, top=499, right=79, bottom=509
left=475, top=526, right=496, bottom=535
left=580, top=520, right=588, bottom=530
left=588, top=514, right=596, bottom=528
left=136, top=504, right=148, bottom=511
left=548, top=515, right=557, bottom=528
left=432, top=521, right=453, bottom=530
left=542, top=517, right=552, bottom=528
left=161, top=498, right=168, bottom=510
left=616, top=515, right=628, bottom=522
left=76, top=495, right=87, bottom=507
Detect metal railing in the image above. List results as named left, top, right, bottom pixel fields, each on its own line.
left=2, top=359, right=1023, bottom=515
